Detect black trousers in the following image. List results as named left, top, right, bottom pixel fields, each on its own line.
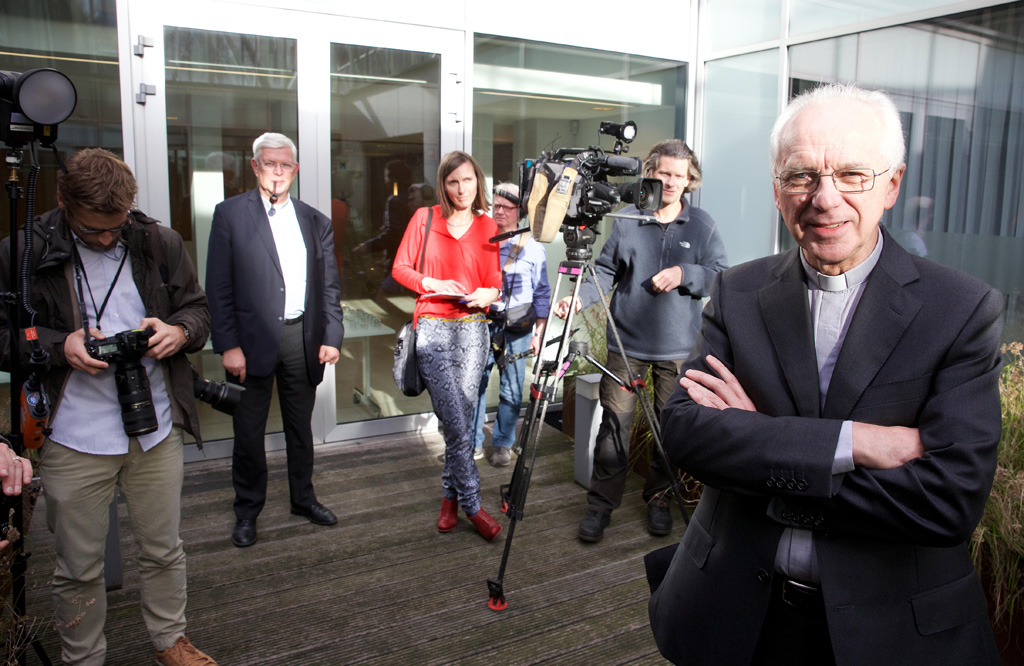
left=586, top=353, right=682, bottom=514
left=752, top=576, right=836, bottom=666
left=230, top=319, right=318, bottom=520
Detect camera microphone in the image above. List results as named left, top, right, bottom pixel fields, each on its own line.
left=489, top=227, right=529, bottom=244
left=602, top=154, right=642, bottom=175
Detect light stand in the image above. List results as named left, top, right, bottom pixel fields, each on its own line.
left=1, top=66, right=76, bottom=666
left=486, top=223, right=691, bottom=612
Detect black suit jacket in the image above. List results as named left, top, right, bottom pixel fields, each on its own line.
left=650, top=229, right=1003, bottom=665
left=206, top=189, right=344, bottom=383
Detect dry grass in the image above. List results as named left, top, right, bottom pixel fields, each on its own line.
left=972, top=341, right=1024, bottom=629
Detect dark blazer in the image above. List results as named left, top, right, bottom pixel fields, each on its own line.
left=650, top=229, right=1003, bottom=666
left=206, top=189, right=344, bottom=383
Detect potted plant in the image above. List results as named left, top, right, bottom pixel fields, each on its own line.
left=971, top=341, right=1024, bottom=659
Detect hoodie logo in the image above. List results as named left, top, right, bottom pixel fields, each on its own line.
left=679, top=241, right=690, bottom=249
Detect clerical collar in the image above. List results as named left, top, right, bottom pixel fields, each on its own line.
left=799, top=228, right=884, bottom=292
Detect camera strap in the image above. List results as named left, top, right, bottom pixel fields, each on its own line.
left=71, top=241, right=128, bottom=335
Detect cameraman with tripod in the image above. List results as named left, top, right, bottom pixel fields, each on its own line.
left=0, top=149, right=216, bottom=665
left=553, top=139, right=728, bottom=543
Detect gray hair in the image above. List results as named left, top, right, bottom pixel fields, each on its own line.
left=252, top=132, right=297, bottom=163
left=769, top=83, right=905, bottom=176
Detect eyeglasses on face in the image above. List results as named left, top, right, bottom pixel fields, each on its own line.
left=776, top=167, right=890, bottom=194
left=258, top=160, right=296, bottom=173
left=492, top=203, right=519, bottom=213
left=72, top=213, right=132, bottom=235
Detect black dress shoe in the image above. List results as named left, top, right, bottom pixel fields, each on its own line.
left=232, top=519, right=257, bottom=547
left=290, top=502, right=338, bottom=526
left=578, top=509, right=611, bottom=543
left=647, top=499, right=673, bottom=536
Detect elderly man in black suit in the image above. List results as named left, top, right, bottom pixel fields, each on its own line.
left=649, top=84, right=1003, bottom=665
left=207, top=132, right=345, bottom=548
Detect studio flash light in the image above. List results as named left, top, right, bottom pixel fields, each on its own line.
left=0, top=67, right=78, bottom=148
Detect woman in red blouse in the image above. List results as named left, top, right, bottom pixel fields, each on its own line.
left=392, top=151, right=504, bottom=541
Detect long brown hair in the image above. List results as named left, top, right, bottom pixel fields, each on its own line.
left=436, top=151, right=489, bottom=218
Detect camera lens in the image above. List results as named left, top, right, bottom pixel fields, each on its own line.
left=114, top=361, right=159, bottom=436
left=194, top=376, right=244, bottom=415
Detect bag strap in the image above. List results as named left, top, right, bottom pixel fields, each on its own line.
left=418, top=207, right=433, bottom=273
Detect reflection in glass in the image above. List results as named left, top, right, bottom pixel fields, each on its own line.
left=702, top=50, right=779, bottom=268
left=329, top=44, right=441, bottom=423
left=790, top=0, right=967, bottom=36
left=787, top=3, right=1024, bottom=342
left=164, top=27, right=298, bottom=441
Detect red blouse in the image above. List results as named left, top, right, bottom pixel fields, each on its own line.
left=392, top=205, right=503, bottom=324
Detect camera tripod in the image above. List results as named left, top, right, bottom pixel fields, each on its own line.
left=486, top=223, right=691, bottom=611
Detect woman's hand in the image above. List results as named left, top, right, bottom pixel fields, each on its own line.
left=465, top=287, right=500, bottom=310
left=421, top=277, right=467, bottom=294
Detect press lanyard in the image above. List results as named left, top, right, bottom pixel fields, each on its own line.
left=72, top=241, right=129, bottom=332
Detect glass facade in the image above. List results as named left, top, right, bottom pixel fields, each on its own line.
left=700, top=50, right=780, bottom=267
left=164, top=26, right=299, bottom=442
left=471, top=34, right=687, bottom=413
left=784, top=3, right=1024, bottom=341
left=328, top=44, right=441, bottom=422
left=2, top=0, right=1020, bottom=448
left=0, top=0, right=121, bottom=430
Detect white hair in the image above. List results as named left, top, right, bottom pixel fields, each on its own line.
left=768, top=83, right=905, bottom=175
left=252, top=132, right=297, bottom=163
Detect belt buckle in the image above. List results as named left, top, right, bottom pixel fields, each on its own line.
left=782, top=578, right=821, bottom=609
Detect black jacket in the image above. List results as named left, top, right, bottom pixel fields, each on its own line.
left=0, top=208, right=211, bottom=447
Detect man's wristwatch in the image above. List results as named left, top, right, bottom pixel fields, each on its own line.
left=178, top=323, right=191, bottom=343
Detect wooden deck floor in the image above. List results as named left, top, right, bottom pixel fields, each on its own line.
left=20, top=424, right=679, bottom=665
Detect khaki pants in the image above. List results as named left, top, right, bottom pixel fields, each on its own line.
left=41, top=429, right=187, bottom=665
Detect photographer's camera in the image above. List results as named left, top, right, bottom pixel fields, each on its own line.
left=86, top=327, right=158, bottom=437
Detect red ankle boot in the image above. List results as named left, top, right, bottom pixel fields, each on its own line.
left=468, top=508, right=502, bottom=541
left=437, top=497, right=458, bottom=532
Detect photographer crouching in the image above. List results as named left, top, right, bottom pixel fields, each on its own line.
left=0, top=149, right=216, bottom=665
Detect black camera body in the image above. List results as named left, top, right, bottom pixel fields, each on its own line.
left=86, top=327, right=158, bottom=437
left=85, top=326, right=153, bottom=364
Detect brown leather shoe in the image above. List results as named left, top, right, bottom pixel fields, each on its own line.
left=155, top=636, right=217, bottom=666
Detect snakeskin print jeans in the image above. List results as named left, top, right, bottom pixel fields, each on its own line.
left=416, top=314, right=489, bottom=515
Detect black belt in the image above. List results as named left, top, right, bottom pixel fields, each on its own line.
left=776, top=576, right=824, bottom=613
left=284, top=314, right=304, bottom=325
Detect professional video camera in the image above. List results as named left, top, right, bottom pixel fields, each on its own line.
left=519, top=120, right=663, bottom=257
left=86, top=327, right=159, bottom=437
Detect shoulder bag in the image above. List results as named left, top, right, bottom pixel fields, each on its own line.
left=393, top=208, right=433, bottom=396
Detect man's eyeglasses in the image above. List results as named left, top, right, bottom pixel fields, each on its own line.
left=492, top=203, right=519, bottom=213
left=776, top=167, right=890, bottom=194
left=258, top=160, right=296, bottom=173
left=72, top=214, right=132, bottom=235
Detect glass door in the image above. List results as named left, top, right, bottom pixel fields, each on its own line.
left=124, top=1, right=463, bottom=449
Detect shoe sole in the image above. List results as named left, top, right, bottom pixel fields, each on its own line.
left=577, top=529, right=605, bottom=543
left=647, top=525, right=672, bottom=536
